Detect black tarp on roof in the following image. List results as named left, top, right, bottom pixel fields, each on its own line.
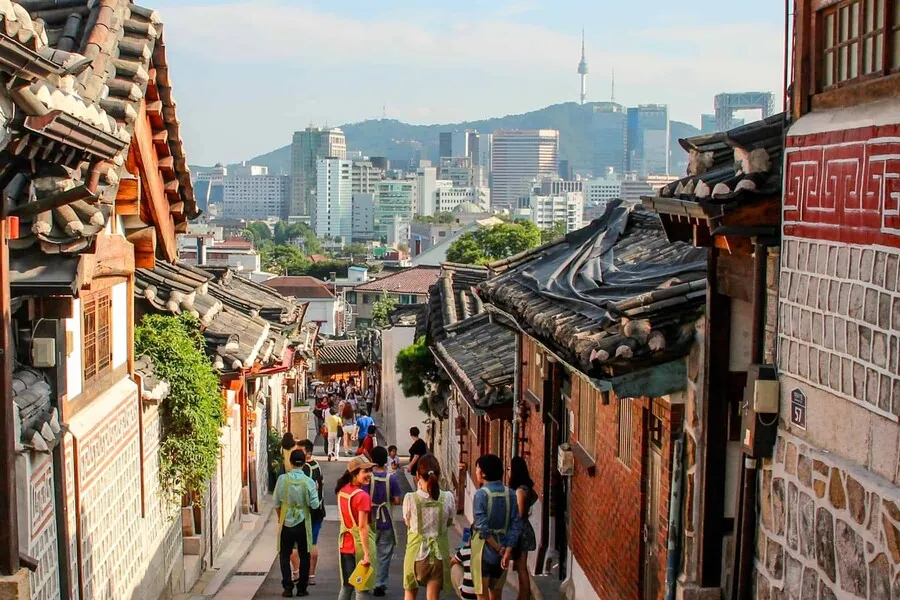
left=481, top=200, right=708, bottom=375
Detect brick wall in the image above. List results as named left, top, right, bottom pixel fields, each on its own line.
left=521, top=338, right=546, bottom=501
left=15, top=452, right=60, bottom=600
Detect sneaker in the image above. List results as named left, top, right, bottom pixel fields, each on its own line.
left=296, top=589, right=309, bottom=597
left=373, top=586, right=386, bottom=597
left=309, top=575, right=316, bottom=586
left=281, top=590, right=293, bottom=598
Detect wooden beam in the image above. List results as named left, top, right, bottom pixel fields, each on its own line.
left=169, top=201, right=184, bottom=217
left=720, top=197, right=781, bottom=228
left=716, top=253, right=754, bottom=302
left=164, top=179, right=179, bottom=195
left=81, top=232, right=135, bottom=286
left=126, top=227, right=156, bottom=269
left=158, top=156, right=174, bottom=176
left=115, top=177, right=141, bottom=216
left=132, top=100, right=176, bottom=262
left=145, top=100, right=164, bottom=130
left=715, top=235, right=754, bottom=256
left=174, top=219, right=188, bottom=234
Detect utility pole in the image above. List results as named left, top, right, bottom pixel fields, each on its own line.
left=0, top=215, right=19, bottom=577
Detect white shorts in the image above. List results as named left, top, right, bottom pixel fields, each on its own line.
left=343, top=425, right=355, bottom=434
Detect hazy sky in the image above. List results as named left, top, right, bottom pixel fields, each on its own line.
left=154, top=0, right=786, bottom=165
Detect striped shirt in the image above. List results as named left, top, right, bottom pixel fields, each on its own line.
left=454, top=544, right=477, bottom=599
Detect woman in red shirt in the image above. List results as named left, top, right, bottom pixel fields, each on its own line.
left=356, top=425, right=377, bottom=460
left=335, top=456, right=377, bottom=598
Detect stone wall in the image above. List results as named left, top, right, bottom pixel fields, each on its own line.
left=15, top=452, right=59, bottom=600
left=779, top=237, right=900, bottom=421
left=756, top=431, right=900, bottom=599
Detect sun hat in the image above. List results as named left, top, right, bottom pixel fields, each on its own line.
left=347, top=456, right=374, bottom=473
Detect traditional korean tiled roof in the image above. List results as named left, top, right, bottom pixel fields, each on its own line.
left=425, top=264, right=489, bottom=343
left=12, top=367, right=61, bottom=453
left=294, top=321, right=319, bottom=359
left=432, top=311, right=517, bottom=412
left=643, top=114, right=786, bottom=216
left=134, top=354, right=169, bottom=403
left=387, top=303, right=425, bottom=328
left=200, top=266, right=307, bottom=332
left=353, top=266, right=440, bottom=296
left=135, top=261, right=279, bottom=372
left=316, top=338, right=360, bottom=365
left=480, top=201, right=708, bottom=377
left=1, top=0, right=196, bottom=260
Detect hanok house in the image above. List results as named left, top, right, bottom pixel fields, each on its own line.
left=347, top=265, right=440, bottom=330
left=135, top=260, right=306, bottom=562
left=423, top=263, right=518, bottom=520
left=0, top=0, right=198, bottom=597
left=315, top=337, right=362, bottom=383
left=643, top=114, right=787, bottom=599
left=751, top=2, right=900, bottom=598
left=479, top=201, right=708, bottom=600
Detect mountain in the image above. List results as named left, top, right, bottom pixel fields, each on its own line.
left=192, top=102, right=700, bottom=176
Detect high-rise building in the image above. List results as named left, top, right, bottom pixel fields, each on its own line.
left=415, top=165, right=447, bottom=216
left=592, top=102, right=627, bottom=176
left=290, top=127, right=347, bottom=217
left=194, top=163, right=227, bottom=213
left=585, top=174, right=621, bottom=206
left=536, top=176, right=582, bottom=196
left=700, top=114, right=717, bottom=134
left=351, top=160, right=383, bottom=194
left=528, top=189, right=584, bottom=233
left=375, top=179, right=417, bottom=241
left=491, top=130, right=559, bottom=211
left=627, top=105, right=670, bottom=177
left=470, top=133, right=493, bottom=177
left=314, top=158, right=352, bottom=242
left=439, top=132, right=453, bottom=159
left=222, top=168, right=289, bottom=220
left=352, top=193, right=376, bottom=241
left=439, top=156, right=487, bottom=188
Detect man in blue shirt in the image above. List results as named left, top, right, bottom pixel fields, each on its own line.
left=274, top=449, right=321, bottom=597
left=368, top=446, right=403, bottom=596
left=356, top=410, right=375, bottom=448
left=471, top=453, right=522, bottom=600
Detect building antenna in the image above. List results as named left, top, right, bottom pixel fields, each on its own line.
left=611, top=68, right=616, bottom=102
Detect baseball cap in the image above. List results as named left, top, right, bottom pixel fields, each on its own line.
left=347, top=456, right=374, bottom=473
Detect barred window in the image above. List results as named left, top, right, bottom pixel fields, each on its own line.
left=83, top=290, right=112, bottom=385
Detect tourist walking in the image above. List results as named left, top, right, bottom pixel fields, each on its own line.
left=365, top=384, right=375, bottom=415
left=471, top=453, right=523, bottom=600
left=298, top=440, right=326, bottom=587
left=368, top=446, right=403, bottom=596
left=508, top=457, right=538, bottom=600
left=274, top=450, right=320, bottom=598
left=356, top=411, right=375, bottom=449
left=341, top=402, right=357, bottom=457
left=327, top=407, right=342, bottom=460
left=281, top=433, right=296, bottom=473
left=402, top=455, right=455, bottom=600
left=336, top=456, right=377, bottom=600
left=450, top=529, right=477, bottom=600
left=407, top=427, right=428, bottom=474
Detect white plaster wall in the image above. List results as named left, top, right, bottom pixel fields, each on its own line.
left=302, top=299, right=337, bottom=336
left=66, top=298, right=82, bottom=400
left=729, top=298, right=753, bottom=372
left=111, top=282, right=128, bottom=369
left=564, top=553, right=601, bottom=600
left=380, top=326, right=427, bottom=449
left=218, top=403, right=243, bottom=549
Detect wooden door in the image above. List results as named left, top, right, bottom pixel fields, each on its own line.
left=643, top=445, right=662, bottom=600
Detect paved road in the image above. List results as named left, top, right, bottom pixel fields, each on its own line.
left=252, top=458, right=469, bottom=599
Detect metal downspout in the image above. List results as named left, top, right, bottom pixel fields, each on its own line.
left=664, top=434, right=685, bottom=600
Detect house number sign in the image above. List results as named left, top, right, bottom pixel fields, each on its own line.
left=790, top=389, right=807, bottom=430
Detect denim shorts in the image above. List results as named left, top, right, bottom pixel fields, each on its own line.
left=311, top=519, right=323, bottom=545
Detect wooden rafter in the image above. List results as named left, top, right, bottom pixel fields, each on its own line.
left=131, top=100, right=176, bottom=262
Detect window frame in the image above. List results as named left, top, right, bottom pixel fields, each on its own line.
left=82, top=289, right=112, bottom=387
left=574, top=377, right=597, bottom=460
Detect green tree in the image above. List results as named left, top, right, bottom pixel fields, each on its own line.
left=541, top=221, right=567, bottom=244
left=261, top=244, right=308, bottom=275
left=135, top=314, right=224, bottom=500
left=446, top=221, right=542, bottom=265
left=371, top=291, right=398, bottom=327
left=346, top=242, right=369, bottom=257
left=395, top=336, right=442, bottom=399
left=242, top=222, right=272, bottom=247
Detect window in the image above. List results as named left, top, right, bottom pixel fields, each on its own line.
left=346, top=292, right=357, bottom=304
left=575, top=378, right=597, bottom=458
left=818, top=0, right=898, bottom=90
left=617, top=397, right=634, bottom=467
left=400, top=294, right=417, bottom=304
left=83, top=290, right=112, bottom=385
left=362, top=294, right=371, bottom=304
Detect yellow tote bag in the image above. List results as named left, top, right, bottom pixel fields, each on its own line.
left=349, top=561, right=375, bottom=591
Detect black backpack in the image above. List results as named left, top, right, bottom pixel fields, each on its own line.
left=302, top=461, right=326, bottom=521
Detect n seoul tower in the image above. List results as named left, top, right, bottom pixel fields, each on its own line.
left=577, top=29, right=588, bottom=105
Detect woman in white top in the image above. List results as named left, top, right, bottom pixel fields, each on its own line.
left=402, top=455, right=455, bottom=600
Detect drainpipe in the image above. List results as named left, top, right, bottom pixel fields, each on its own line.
left=0, top=217, right=19, bottom=577
left=664, top=434, right=685, bottom=600
left=534, top=375, right=553, bottom=576
left=511, top=331, right=522, bottom=458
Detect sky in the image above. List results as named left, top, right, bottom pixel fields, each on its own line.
left=153, top=0, right=787, bottom=166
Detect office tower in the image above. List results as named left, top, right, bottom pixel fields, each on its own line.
left=375, top=179, right=417, bottom=241
left=290, top=126, right=347, bottom=217
left=626, top=105, right=670, bottom=177
left=592, top=102, right=627, bottom=176
left=529, top=188, right=584, bottom=233
left=470, top=132, right=493, bottom=174
left=194, top=163, right=227, bottom=213
left=370, top=156, right=390, bottom=171
left=415, top=165, right=447, bottom=216
left=222, top=169, right=290, bottom=220
left=537, top=176, right=582, bottom=196
left=315, top=158, right=352, bottom=241
left=438, top=130, right=476, bottom=159
left=585, top=173, right=622, bottom=205
left=558, top=160, right=572, bottom=180
left=352, top=193, right=376, bottom=241
left=491, top=130, right=559, bottom=211
left=352, top=160, right=383, bottom=194
left=701, top=114, right=717, bottom=134
left=439, top=156, right=487, bottom=188
left=439, top=132, right=453, bottom=159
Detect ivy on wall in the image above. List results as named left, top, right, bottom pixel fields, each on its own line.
left=135, top=313, right=225, bottom=500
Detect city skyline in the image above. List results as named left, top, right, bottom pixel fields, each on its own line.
left=153, top=0, right=784, bottom=165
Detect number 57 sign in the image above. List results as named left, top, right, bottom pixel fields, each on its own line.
left=790, top=389, right=807, bottom=430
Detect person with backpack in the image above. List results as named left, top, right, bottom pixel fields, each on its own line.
left=368, top=446, right=403, bottom=596
left=273, top=449, right=320, bottom=598
left=402, top=455, right=455, bottom=600
left=508, top=456, right=538, bottom=600
left=471, top=453, right=523, bottom=600
left=297, top=439, right=325, bottom=587
left=336, top=456, right=377, bottom=600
